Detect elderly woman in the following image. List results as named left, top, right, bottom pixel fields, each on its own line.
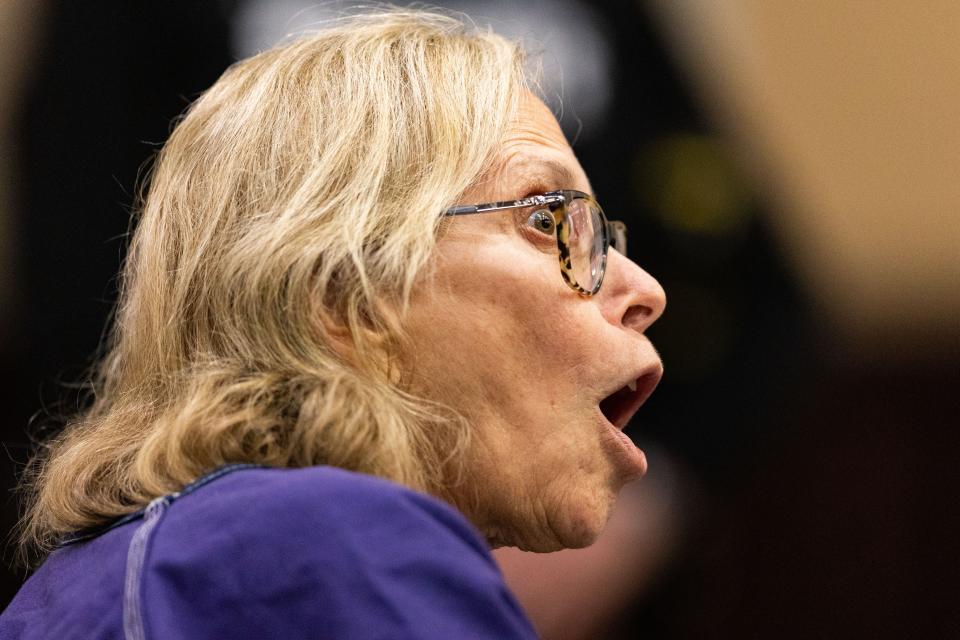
left=2, top=9, right=664, bottom=639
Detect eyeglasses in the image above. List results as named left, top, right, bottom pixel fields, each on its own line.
left=443, top=189, right=627, bottom=296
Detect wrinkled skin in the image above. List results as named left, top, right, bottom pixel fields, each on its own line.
left=405, top=93, right=666, bottom=552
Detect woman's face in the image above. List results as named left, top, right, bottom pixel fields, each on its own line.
left=405, top=93, right=666, bottom=552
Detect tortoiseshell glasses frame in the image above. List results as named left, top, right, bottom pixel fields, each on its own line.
left=443, top=189, right=627, bottom=296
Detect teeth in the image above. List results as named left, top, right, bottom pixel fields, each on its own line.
left=627, top=379, right=637, bottom=392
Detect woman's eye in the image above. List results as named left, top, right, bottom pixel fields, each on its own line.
left=525, top=209, right=556, bottom=236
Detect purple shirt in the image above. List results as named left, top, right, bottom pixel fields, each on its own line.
left=1, top=465, right=537, bottom=639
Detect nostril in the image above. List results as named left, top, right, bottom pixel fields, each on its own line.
left=621, top=304, right=651, bottom=331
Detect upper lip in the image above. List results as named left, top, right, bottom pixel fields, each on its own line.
left=598, top=363, right=663, bottom=430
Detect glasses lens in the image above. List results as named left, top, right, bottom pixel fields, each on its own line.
left=565, top=196, right=607, bottom=293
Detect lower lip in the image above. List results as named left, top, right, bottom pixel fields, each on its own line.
left=599, top=414, right=648, bottom=480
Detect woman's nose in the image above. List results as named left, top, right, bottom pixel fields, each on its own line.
left=600, top=249, right=666, bottom=334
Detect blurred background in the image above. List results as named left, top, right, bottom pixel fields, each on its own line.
left=1, top=1, right=957, bottom=637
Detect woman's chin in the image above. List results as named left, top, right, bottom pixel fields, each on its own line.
left=487, top=501, right=611, bottom=552
left=556, top=510, right=611, bottom=550
left=525, top=491, right=616, bottom=552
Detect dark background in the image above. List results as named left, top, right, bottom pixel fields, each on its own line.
left=1, top=1, right=957, bottom=637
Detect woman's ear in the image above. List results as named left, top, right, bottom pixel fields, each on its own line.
left=316, top=308, right=356, bottom=359
left=315, top=300, right=399, bottom=377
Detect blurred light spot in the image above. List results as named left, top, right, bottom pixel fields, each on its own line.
left=636, top=133, right=752, bottom=237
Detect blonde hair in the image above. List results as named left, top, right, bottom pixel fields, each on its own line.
left=18, top=8, right=528, bottom=560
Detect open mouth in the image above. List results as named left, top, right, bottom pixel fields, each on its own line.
left=598, top=370, right=661, bottom=430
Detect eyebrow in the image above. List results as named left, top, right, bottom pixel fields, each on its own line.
left=525, top=158, right=575, bottom=186
left=538, top=159, right=576, bottom=184
left=508, top=157, right=579, bottom=197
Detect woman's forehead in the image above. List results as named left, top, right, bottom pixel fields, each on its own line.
left=477, top=96, right=592, bottom=200
left=509, top=94, right=570, bottom=151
